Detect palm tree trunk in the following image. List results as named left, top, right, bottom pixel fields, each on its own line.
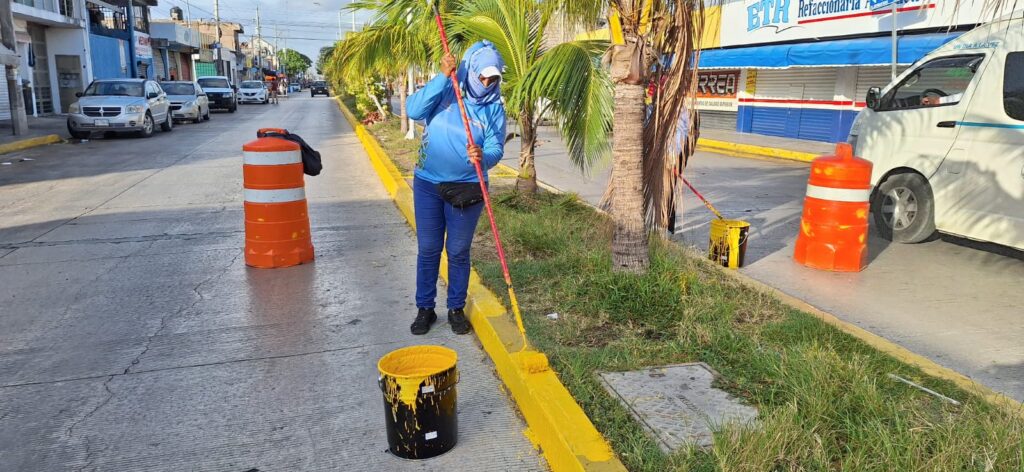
left=516, top=108, right=538, bottom=194
left=399, top=75, right=409, bottom=134
left=610, top=82, right=649, bottom=273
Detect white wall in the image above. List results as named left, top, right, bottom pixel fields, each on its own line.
left=45, top=27, right=91, bottom=114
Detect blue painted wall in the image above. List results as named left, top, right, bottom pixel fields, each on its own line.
left=90, top=34, right=127, bottom=80
left=737, top=106, right=860, bottom=143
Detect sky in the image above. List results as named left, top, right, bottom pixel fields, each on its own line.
left=151, top=0, right=374, bottom=63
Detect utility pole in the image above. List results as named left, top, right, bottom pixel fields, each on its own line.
left=185, top=0, right=192, bottom=27
left=351, top=0, right=356, bottom=31
left=0, top=0, right=27, bottom=135
left=338, top=10, right=342, bottom=39
left=255, top=4, right=262, bottom=74
left=214, top=0, right=222, bottom=76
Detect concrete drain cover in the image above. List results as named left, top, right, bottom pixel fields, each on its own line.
left=599, top=362, right=758, bottom=452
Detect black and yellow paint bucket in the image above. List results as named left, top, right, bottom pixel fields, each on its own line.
left=378, top=345, right=459, bottom=459
left=709, top=219, right=750, bottom=269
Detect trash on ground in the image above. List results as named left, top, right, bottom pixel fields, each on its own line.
left=546, top=312, right=559, bottom=320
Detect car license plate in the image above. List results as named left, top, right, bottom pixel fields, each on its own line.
left=94, top=119, right=109, bottom=127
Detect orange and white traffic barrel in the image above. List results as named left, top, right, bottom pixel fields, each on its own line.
left=793, top=143, right=873, bottom=272
left=242, top=128, right=314, bottom=268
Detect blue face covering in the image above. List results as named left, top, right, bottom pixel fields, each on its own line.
left=457, top=41, right=504, bottom=105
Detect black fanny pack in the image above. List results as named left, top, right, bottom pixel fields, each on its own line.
left=438, top=182, right=484, bottom=208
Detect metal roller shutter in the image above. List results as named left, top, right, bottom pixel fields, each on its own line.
left=154, top=53, right=166, bottom=81
left=0, top=79, right=10, bottom=120
left=698, top=110, right=737, bottom=131
left=751, top=68, right=838, bottom=141
left=855, top=66, right=907, bottom=100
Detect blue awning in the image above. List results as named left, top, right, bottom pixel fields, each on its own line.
left=699, top=32, right=962, bottom=69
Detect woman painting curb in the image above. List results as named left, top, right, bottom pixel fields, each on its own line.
left=406, top=40, right=507, bottom=335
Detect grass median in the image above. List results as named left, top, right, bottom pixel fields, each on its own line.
left=356, top=111, right=1024, bottom=471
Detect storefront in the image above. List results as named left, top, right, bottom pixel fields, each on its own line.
left=697, top=0, right=991, bottom=142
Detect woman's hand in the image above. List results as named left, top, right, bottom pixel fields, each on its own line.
left=467, top=145, right=483, bottom=165
left=440, top=55, right=457, bottom=77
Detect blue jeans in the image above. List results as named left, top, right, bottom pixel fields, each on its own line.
left=414, top=177, right=485, bottom=311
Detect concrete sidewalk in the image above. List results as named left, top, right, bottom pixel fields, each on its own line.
left=0, top=115, right=67, bottom=154
left=0, top=96, right=542, bottom=470
left=698, top=128, right=834, bottom=160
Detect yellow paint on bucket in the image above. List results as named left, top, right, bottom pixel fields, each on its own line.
left=709, top=219, right=751, bottom=269
left=378, top=345, right=458, bottom=412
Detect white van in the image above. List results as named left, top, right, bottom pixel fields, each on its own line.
left=849, top=15, right=1024, bottom=250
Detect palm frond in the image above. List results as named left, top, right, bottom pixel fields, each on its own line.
left=516, top=40, right=613, bottom=172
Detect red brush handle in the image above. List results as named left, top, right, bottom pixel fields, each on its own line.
left=432, top=7, right=514, bottom=287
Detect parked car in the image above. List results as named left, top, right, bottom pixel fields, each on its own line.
left=198, top=76, right=238, bottom=112
left=159, top=81, right=210, bottom=123
left=67, top=78, right=173, bottom=139
left=310, top=81, right=329, bottom=97
left=238, top=80, right=269, bottom=104
left=849, top=16, right=1024, bottom=250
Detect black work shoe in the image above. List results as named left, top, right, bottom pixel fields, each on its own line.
left=448, top=308, right=471, bottom=335
left=410, top=308, right=437, bottom=335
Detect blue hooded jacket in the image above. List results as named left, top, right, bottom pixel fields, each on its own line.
left=407, top=41, right=507, bottom=184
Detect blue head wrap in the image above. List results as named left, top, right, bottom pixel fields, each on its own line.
left=457, top=40, right=504, bottom=105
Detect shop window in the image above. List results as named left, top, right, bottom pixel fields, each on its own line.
left=1003, top=52, right=1024, bottom=121
left=879, top=55, right=984, bottom=111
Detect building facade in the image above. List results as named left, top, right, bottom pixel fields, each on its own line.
left=150, top=12, right=199, bottom=81
left=7, top=0, right=91, bottom=116
left=85, top=0, right=159, bottom=82
left=696, top=0, right=993, bottom=142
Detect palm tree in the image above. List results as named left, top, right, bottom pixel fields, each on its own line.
left=450, top=0, right=613, bottom=193
left=329, top=14, right=432, bottom=133
left=342, top=0, right=613, bottom=193
left=565, top=1, right=704, bottom=272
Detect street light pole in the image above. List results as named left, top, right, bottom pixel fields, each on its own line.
left=214, top=0, right=222, bottom=76
left=351, top=0, right=356, bottom=31
left=891, top=0, right=898, bottom=80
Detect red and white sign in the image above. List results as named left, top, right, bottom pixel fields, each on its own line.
left=135, top=32, right=153, bottom=59
left=696, top=70, right=740, bottom=111
left=719, top=0, right=988, bottom=47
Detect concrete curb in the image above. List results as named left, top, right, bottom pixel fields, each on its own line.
left=696, top=137, right=818, bottom=163
left=0, top=134, right=63, bottom=155
left=337, top=99, right=627, bottom=472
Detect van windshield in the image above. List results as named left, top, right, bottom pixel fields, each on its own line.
left=880, top=55, right=983, bottom=110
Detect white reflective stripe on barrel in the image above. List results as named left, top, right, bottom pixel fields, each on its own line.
left=244, top=188, right=306, bottom=203
left=805, top=184, right=871, bottom=203
left=243, top=150, right=302, bottom=166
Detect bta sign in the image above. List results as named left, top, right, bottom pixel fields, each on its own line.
left=696, top=70, right=739, bottom=111
left=721, top=0, right=986, bottom=47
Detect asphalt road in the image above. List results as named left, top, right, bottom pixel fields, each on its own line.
left=503, top=126, right=1024, bottom=403
left=0, top=96, right=541, bottom=471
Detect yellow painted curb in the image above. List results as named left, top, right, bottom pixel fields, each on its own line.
left=337, top=98, right=627, bottom=472
left=0, top=134, right=63, bottom=155
left=697, top=137, right=818, bottom=163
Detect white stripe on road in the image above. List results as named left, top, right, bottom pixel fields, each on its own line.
left=244, top=188, right=306, bottom=203
left=243, top=150, right=301, bottom=166
left=805, top=184, right=871, bottom=202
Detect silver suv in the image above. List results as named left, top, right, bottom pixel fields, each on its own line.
left=67, top=79, right=173, bottom=139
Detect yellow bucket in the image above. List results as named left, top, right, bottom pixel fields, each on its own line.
left=709, top=219, right=750, bottom=269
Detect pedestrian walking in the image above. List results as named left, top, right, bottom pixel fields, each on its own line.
left=405, top=40, right=506, bottom=335
left=268, top=78, right=279, bottom=104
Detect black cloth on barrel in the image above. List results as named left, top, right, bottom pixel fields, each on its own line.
left=256, top=129, right=323, bottom=176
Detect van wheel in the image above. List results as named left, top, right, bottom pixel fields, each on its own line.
left=871, top=172, right=936, bottom=243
